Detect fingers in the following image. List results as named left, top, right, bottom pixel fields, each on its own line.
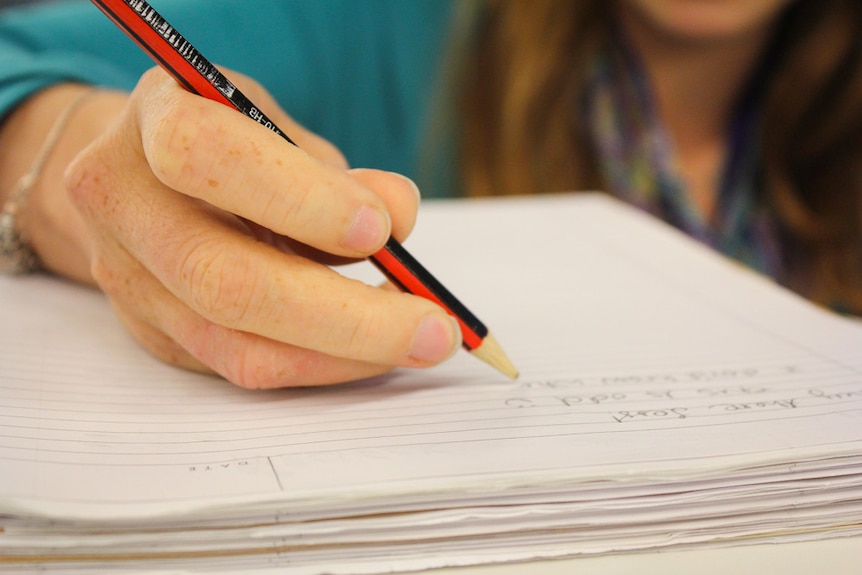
left=76, top=176, right=460, bottom=383
left=99, top=172, right=458, bottom=367
left=94, top=243, right=398, bottom=388
left=266, top=169, right=419, bottom=263
left=133, top=68, right=405, bottom=258
left=64, top=67, right=459, bottom=388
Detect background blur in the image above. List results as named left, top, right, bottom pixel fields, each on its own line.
left=0, top=0, right=46, bottom=9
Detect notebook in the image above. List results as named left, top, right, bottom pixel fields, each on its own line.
left=2, top=193, right=861, bottom=574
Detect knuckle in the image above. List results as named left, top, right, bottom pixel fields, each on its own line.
left=219, top=339, right=301, bottom=390
left=64, top=144, right=111, bottom=217
left=338, top=303, right=387, bottom=360
left=219, top=345, right=259, bottom=390
left=179, top=239, right=265, bottom=326
left=268, top=175, right=313, bottom=230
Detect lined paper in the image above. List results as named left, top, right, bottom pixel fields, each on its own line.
left=2, top=194, right=861, bottom=572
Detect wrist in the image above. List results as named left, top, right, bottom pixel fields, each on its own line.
left=0, top=87, right=97, bottom=275
left=0, top=85, right=129, bottom=282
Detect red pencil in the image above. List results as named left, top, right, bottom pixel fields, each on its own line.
left=89, top=0, right=518, bottom=379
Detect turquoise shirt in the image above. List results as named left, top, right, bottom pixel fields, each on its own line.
left=0, top=0, right=456, bottom=196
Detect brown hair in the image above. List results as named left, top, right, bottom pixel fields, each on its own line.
left=459, top=0, right=610, bottom=197
left=460, top=0, right=862, bottom=313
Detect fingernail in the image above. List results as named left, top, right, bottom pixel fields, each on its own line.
left=342, top=206, right=390, bottom=252
left=409, top=314, right=461, bottom=364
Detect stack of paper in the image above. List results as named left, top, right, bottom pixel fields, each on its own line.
left=2, top=194, right=861, bottom=574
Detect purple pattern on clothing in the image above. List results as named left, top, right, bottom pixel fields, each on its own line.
left=581, top=37, right=784, bottom=281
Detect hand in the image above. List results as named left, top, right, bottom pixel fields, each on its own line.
left=34, top=69, right=461, bottom=387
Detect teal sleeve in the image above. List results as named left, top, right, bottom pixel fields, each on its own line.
left=0, top=0, right=455, bottom=194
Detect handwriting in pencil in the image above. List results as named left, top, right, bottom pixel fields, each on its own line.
left=612, top=408, right=688, bottom=423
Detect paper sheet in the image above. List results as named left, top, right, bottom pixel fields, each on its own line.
left=2, top=194, right=862, bottom=571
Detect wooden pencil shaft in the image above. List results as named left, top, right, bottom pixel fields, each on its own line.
left=91, top=0, right=497, bottom=357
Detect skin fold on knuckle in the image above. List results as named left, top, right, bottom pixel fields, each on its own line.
left=262, top=167, right=316, bottom=234
left=318, top=289, right=415, bottom=365
left=178, top=236, right=268, bottom=329
left=182, top=322, right=287, bottom=390
left=216, top=337, right=379, bottom=389
left=177, top=308, right=396, bottom=388
left=340, top=304, right=390, bottom=362
left=217, top=340, right=259, bottom=390
left=227, top=343, right=307, bottom=390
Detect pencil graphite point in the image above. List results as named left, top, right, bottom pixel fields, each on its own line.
left=471, top=334, right=519, bottom=380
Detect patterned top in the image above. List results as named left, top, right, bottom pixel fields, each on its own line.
left=582, top=31, right=784, bottom=282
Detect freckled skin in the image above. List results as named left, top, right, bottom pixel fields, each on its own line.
left=32, top=71, right=439, bottom=388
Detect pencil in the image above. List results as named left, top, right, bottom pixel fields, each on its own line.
left=89, top=0, right=519, bottom=380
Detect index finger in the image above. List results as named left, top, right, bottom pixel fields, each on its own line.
left=134, top=70, right=393, bottom=257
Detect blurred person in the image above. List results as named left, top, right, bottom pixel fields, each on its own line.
left=0, top=0, right=859, bottom=388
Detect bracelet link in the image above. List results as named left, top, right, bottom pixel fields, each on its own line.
left=0, top=177, right=42, bottom=274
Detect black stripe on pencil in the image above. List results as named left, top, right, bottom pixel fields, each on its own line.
left=89, top=0, right=518, bottom=379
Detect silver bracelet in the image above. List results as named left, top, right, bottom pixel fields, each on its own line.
left=1, top=88, right=96, bottom=275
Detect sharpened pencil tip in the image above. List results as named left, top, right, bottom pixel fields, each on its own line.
left=470, top=333, right=519, bottom=380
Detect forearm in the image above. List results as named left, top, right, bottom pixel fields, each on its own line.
left=0, top=83, right=128, bottom=283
